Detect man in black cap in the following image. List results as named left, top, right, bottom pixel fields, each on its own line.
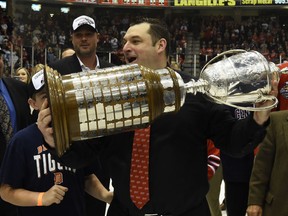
left=49, top=15, right=114, bottom=216
left=49, top=15, right=114, bottom=74
left=0, top=47, right=33, bottom=216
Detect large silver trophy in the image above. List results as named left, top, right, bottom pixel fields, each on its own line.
left=193, top=49, right=279, bottom=110
left=44, top=49, right=278, bottom=156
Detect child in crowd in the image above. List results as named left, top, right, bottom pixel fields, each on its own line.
left=0, top=69, right=113, bottom=216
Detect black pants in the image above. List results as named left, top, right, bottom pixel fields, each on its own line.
left=225, top=181, right=249, bottom=216
left=0, top=199, right=17, bottom=216
left=85, top=192, right=107, bottom=216
left=107, top=197, right=211, bottom=216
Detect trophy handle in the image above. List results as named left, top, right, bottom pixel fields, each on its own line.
left=205, top=93, right=278, bottom=111
left=200, top=49, right=247, bottom=75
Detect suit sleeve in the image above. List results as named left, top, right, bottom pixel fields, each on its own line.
left=248, top=117, right=276, bottom=206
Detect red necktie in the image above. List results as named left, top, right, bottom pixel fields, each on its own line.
left=130, top=126, right=150, bottom=209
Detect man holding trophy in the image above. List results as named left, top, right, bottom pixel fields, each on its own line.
left=38, top=18, right=278, bottom=216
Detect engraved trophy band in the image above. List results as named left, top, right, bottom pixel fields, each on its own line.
left=44, top=64, right=185, bottom=156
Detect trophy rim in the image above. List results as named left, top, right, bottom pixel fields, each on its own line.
left=44, top=66, right=70, bottom=157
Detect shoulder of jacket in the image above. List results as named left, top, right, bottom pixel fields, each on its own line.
left=271, top=110, right=288, bottom=120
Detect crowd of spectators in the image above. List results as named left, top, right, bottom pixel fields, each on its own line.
left=198, top=15, right=288, bottom=68
left=0, top=5, right=288, bottom=77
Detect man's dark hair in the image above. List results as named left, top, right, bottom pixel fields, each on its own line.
left=130, top=17, right=170, bottom=57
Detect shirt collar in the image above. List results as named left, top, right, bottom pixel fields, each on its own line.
left=77, top=54, right=100, bottom=72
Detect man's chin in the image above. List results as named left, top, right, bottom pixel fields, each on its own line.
left=79, top=51, right=93, bottom=57
left=127, top=59, right=140, bottom=65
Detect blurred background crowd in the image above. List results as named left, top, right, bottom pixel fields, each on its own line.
left=0, top=3, right=287, bottom=78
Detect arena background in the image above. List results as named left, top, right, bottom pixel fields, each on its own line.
left=1, top=0, right=288, bottom=76
left=0, top=1, right=285, bottom=215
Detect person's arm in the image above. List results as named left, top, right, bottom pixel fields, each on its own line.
left=247, top=114, right=278, bottom=216
left=246, top=205, right=263, bottom=216
left=0, top=184, right=68, bottom=206
left=84, top=174, right=113, bottom=204
left=212, top=77, right=277, bottom=157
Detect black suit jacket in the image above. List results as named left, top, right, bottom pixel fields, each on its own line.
left=0, top=78, right=33, bottom=163
left=2, top=78, right=32, bottom=130
left=49, top=53, right=114, bottom=75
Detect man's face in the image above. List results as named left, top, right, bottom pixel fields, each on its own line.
left=122, top=23, right=160, bottom=70
left=71, top=26, right=98, bottom=58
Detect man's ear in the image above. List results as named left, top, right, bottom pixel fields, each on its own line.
left=28, top=98, right=39, bottom=110
left=96, top=33, right=100, bottom=43
left=157, top=38, right=167, bottom=54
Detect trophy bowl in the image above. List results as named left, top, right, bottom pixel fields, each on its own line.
left=199, top=49, right=279, bottom=111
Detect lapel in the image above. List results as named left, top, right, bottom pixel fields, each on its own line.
left=70, top=54, right=82, bottom=73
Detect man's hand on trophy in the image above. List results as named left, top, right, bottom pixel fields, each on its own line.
left=38, top=99, right=55, bottom=148
left=253, top=78, right=279, bottom=125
